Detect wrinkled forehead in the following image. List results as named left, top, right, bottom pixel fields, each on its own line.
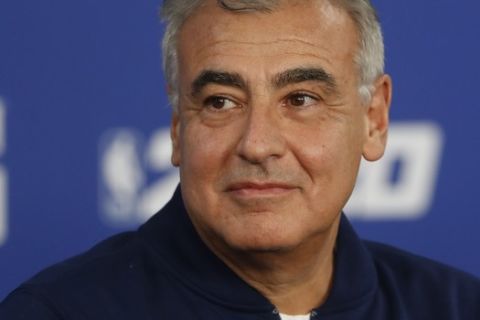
left=176, top=0, right=359, bottom=78
left=177, top=0, right=358, bottom=53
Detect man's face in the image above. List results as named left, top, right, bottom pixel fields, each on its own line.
left=171, top=0, right=390, bottom=252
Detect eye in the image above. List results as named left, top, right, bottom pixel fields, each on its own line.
left=286, top=93, right=318, bottom=108
left=203, top=96, right=239, bottom=110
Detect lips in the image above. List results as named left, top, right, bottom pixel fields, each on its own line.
left=226, top=181, right=296, bottom=197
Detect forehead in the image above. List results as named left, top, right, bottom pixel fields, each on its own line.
left=177, top=0, right=359, bottom=83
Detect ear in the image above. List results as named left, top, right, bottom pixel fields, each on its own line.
left=171, top=111, right=181, bottom=167
left=362, top=74, right=392, bottom=161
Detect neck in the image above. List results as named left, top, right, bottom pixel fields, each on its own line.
left=201, top=218, right=340, bottom=315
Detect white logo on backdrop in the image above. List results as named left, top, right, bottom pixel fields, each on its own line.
left=99, top=128, right=179, bottom=226
left=0, top=98, right=8, bottom=246
left=345, top=122, right=444, bottom=219
left=99, top=122, right=444, bottom=225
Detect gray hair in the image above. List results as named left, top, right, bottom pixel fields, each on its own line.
left=160, top=0, right=384, bottom=109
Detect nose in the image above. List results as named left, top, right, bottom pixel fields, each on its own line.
left=236, top=105, right=286, bottom=164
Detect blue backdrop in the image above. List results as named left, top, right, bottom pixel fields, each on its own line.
left=1, top=0, right=479, bottom=300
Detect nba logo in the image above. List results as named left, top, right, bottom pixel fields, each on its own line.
left=98, top=127, right=179, bottom=226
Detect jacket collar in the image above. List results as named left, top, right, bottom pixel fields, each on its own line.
left=140, top=186, right=378, bottom=313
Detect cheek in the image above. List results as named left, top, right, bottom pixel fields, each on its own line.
left=292, top=124, right=338, bottom=162
left=289, top=126, right=363, bottom=221
left=178, top=120, right=236, bottom=184
left=290, top=122, right=363, bottom=185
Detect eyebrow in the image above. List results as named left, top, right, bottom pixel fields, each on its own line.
left=190, top=67, right=338, bottom=96
left=191, top=70, right=246, bottom=96
left=273, top=67, right=337, bottom=93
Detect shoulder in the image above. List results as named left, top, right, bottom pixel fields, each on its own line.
left=1, top=231, right=171, bottom=319
left=24, top=231, right=149, bottom=288
left=365, top=240, right=479, bottom=283
left=365, top=240, right=480, bottom=317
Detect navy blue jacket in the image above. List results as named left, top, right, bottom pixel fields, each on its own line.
left=1, top=188, right=480, bottom=319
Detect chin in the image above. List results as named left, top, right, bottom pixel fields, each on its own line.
left=222, top=227, right=306, bottom=254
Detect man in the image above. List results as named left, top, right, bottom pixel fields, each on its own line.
left=1, top=0, right=479, bottom=319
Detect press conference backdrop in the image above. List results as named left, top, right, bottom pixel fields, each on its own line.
left=1, top=0, right=479, bottom=299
